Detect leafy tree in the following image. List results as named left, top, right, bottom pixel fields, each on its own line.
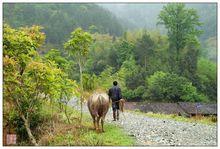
left=158, top=3, right=202, bottom=74
left=3, top=24, right=79, bottom=145
left=89, top=25, right=99, bottom=34
left=82, top=73, right=96, bottom=91
left=134, top=32, right=155, bottom=69
left=197, top=58, right=217, bottom=102
left=145, top=71, right=207, bottom=102
left=44, top=49, right=80, bottom=118
left=114, top=39, right=135, bottom=68
left=64, top=28, right=92, bottom=123
left=3, top=24, right=45, bottom=145
left=200, top=37, right=217, bottom=62
left=97, top=66, right=115, bottom=90
left=84, top=33, right=115, bottom=75
left=57, top=72, right=79, bottom=124
left=180, top=36, right=200, bottom=83
left=44, top=49, right=69, bottom=71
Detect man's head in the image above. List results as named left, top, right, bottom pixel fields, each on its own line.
left=113, top=81, right=118, bottom=86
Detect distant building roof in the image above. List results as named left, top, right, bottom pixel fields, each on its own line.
left=178, top=102, right=217, bottom=115
left=138, top=102, right=186, bottom=115
left=124, top=102, right=217, bottom=116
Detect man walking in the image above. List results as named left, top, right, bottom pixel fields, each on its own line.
left=108, top=81, right=122, bottom=121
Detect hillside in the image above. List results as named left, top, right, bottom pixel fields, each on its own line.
left=3, top=3, right=124, bottom=45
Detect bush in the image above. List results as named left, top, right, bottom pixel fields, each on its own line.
left=145, top=71, right=207, bottom=102
left=122, top=88, right=135, bottom=100
left=134, top=86, right=145, bottom=97
left=8, top=107, right=46, bottom=142
left=197, top=58, right=217, bottom=102
left=122, top=86, right=146, bottom=101
left=82, top=73, right=96, bottom=91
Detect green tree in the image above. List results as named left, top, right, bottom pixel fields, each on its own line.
left=145, top=71, right=207, bottom=102
left=114, top=39, right=135, bottom=68
left=57, top=72, right=79, bottom=124
left=64, top=28, right=92, bottom=123
left=3, top=24, right=79, bottom=145
left=180, top=36, right=200, bottom=83
left=134, top=32, right=155, bottom=69
left=158, top=3, right=202, bottom=74
left=89, top=25, right=99, bottom=34
left=197, top=58, right=217, bottom=102
left=3, top=24, right=45, bottom=145
left=44, top=49, right=69, bottom=71
left=85, top=33, right=114, bottom=75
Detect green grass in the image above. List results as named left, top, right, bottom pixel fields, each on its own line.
left=40, top=102, right=135, bottom=146
left=79, top=124, right=135, bottom=146
left=131, top=109, right=217, bottom=125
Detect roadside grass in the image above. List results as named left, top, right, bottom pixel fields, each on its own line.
left=38, top=101, right=135, bottom=146
left=130, top=109, right=217, bottom=125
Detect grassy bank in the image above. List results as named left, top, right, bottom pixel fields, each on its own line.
left=38, top=102, right=135, bottom=146
left=130, top=110, right=217, bottom=125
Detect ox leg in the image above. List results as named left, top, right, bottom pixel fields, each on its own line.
left=96, top=117, right=101, bottom=132
left=92, top=116, right=96, bottom=130
left=101, top=118, right=104, bottom=132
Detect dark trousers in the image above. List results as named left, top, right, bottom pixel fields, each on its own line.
left=112, top=102, right=119, bottom=120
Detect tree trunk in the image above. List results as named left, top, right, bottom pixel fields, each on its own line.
left=21, top=114, right=38, bottom=146
left=144, top=56, right=147, bottom=69
left=64, top=105, right=71, bottom=124
left=79, top=61, right=83, bottom=124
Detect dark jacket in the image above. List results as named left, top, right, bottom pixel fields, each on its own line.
left=108, top=86, right=122, bottom=102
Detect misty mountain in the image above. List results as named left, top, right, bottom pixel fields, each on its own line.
left=100, top=3, right=217, bottom=41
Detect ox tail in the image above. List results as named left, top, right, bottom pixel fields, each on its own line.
left=98, top=95, right=104, bottom=106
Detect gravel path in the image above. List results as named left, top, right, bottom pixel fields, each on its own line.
left=69, top=99, right=217, bottom=146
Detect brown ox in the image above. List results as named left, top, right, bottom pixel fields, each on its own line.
left=87, top=93, right=110, bottom=132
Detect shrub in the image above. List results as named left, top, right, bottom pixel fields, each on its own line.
left=82, top=73, right=96, bottom=91
left=122, top=88, right=135, bottom=100
left=145, top=71, right=207, bottom=102
left=134, top=86, right=145, bottom=97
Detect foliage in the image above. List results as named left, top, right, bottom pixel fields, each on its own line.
left=44, top=49, right=69, bottom=70
left=82, top=73, right=96, bottom=91
left=3, top=24, right=79, bottom=145
left=196, top=58, right=217, bottom=102
left=200, top=37, right=217, bottom=62
left=64, top=28, right=93, bottom=58
left=85, top=33, right=114, bottom=75
left=158, top=3, right=202, bottom=74
left=123, top=86, right=145, bottom=100
left=134, top=32, right=155, bottom=69
left=64, top=27, right=93, bottom=123
left=145, top=71, right=207, bottom=102
left=113, top=39, right=135, bottom=68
